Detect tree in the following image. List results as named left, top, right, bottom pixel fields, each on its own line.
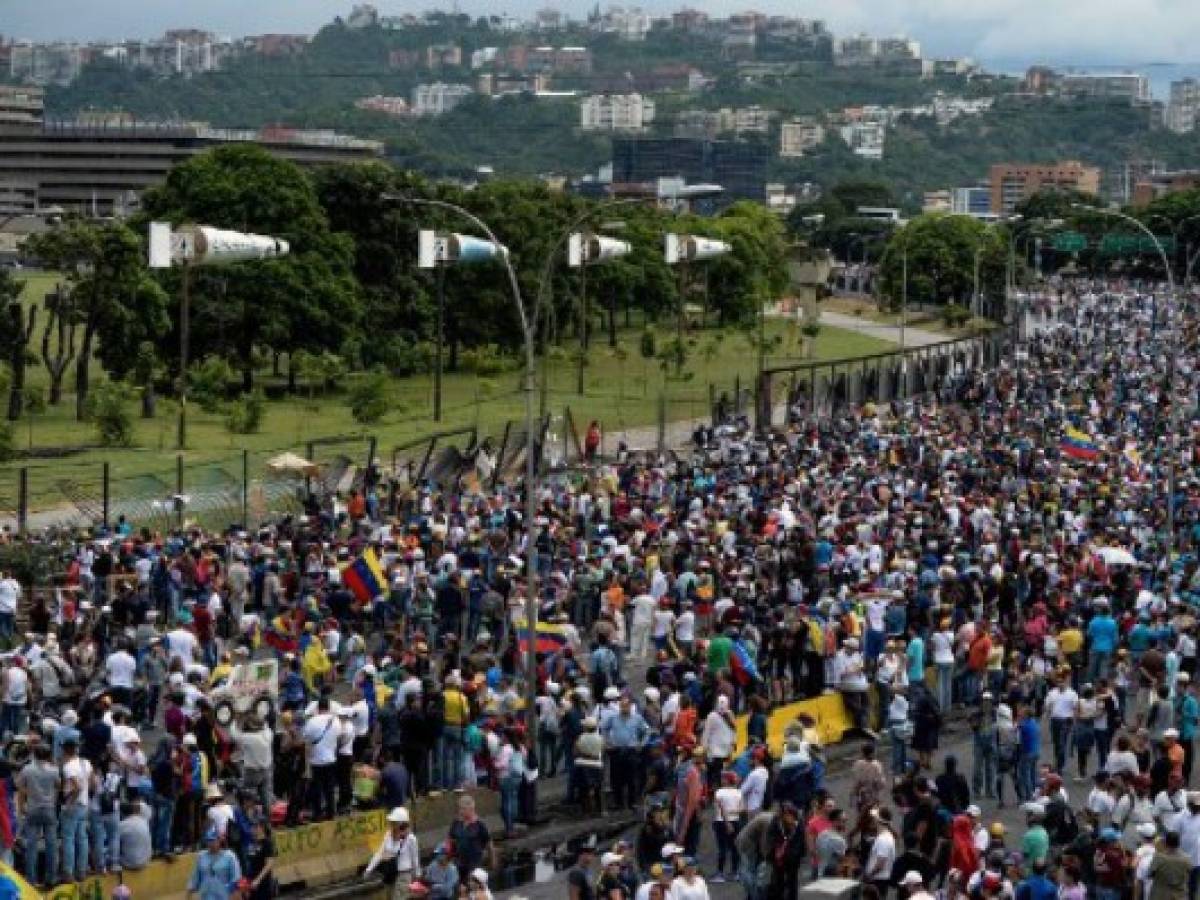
left=138, top=144, right=362, bottom=391
left=877, top=214, right=1007, bottom=311
left=0, top=269, right=35, bottom=421
left=39, top=283, right=77, bottom=406
left=25, top=220, right=167, bottom=420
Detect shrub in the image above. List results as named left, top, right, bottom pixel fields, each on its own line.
left=224, top=388, right=266, bottom=435
left=88, top=381, right=135, bottom=447
left=188, top=356, right=235, bottom=413
left=941, top=303, right=971, bottom=328
left=639, top=328, right=657, bottom=360
left=460, top=344, right=513, bottom=377
left=347, top=369, right=390, bottom=426
left=22, top=386, right=45, bottom=415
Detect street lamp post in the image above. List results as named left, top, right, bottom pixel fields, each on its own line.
left=148, top=222, right=289, bottom=450
left=568, top=231, right=632, bottom=395
left=382, top=193, right=542, bottom=736
left=1074, top=202, right=1180, bottom=563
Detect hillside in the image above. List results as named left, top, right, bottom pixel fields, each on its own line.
left=43, top=17, right=1200, bottom=193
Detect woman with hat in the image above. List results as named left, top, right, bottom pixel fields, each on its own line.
left=364, top=807, right=420, bottom=900
left=186, top=828, right=242, bottom=900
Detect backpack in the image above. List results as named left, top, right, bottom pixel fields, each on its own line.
left=1045, top=796, right=1079, bottom=844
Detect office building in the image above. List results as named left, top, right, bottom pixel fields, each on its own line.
left=611, top=136, right=769, bottom=205
left=0, top=97, right=382, bottom=215
left=988, top=161, right=1101, bottom=216
left=580, top=93, right=656, bottom=131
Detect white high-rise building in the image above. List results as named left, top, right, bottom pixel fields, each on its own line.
left=411, top=83, right=473, bottom=117
left=1167, top=79, right=1200, bottom=134
left=580, top=93, right=656, bottom=131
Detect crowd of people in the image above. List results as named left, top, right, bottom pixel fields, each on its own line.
left=0, top=283, right=1197, bottom=900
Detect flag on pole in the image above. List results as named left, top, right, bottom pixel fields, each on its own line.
left=1060, top=427, right=1100, bottom=461
left=341, top=547, right=387, bottom=606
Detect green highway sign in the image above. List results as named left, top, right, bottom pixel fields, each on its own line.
left=1051, top=232, right=1088, bottom=252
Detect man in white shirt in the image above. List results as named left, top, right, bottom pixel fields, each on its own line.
left=105, top=645, right=137, bottom=709
left=740, top=750, right=769, bottom=817
left=302, top=697, right=340, bottom=820
left=629, top=593, right=657, bottom=661
left=1045, top=676, right=1080, bottom=774
left=0, top=570, right=19, bottom=643
left=60, top=739, right=92, bottom=882
left=164, top=626, right=198, bottom=668
left=864, top=817, right=897, bottom=889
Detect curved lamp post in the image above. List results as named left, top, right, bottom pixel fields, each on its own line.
left=1072, top=202, right=1180, bottom=561
left=381, top=193, right=542, bottom=736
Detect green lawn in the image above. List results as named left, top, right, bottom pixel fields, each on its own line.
left=1, top=272, right=892, bottom=518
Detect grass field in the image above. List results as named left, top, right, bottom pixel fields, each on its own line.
left=1, top=272, right=893, bottom=516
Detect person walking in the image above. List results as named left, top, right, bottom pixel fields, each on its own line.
left=364, top=807, right=420, bottom=900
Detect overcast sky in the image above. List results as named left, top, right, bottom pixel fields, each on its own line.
left=3, top=0, right=1197, bottom=66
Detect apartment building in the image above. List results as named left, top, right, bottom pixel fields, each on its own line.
left=411, top=83, right=474, bottom=117
left=779, top=118, right=825, bottom=157
left=1167, top=79, right=1200, bottom=134
left=580, top=93, right=656, bottom=131
left=988, top=161, right=1101, bottom=216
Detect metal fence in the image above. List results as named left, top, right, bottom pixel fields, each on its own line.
left=7, top=339, right=975, bottom=535
left=755, top=327, right=1015, bottom=430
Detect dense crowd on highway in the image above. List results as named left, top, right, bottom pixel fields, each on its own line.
left=0, top=282, right=1199, bottom=900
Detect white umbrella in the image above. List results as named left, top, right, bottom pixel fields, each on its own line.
left=266, top=452, right=320, bottom=478
left=1095, top=546, right=1137, bottom=567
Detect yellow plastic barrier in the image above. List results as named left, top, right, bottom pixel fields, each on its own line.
left=734, top=692, right=855, bottom=756
left=21, top=788, right=501, bottom=900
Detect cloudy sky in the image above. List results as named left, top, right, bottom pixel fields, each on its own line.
left=3, top=0, right=1197, bottom=67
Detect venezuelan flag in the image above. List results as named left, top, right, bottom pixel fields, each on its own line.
left=729, top=640, right=761, bottom=687
left=1123, top=442, right=1144, bottom=479
left=342, top=547, right=387, bottom=606
left=514, top=619, right=569, bottom=654
left=1060, top=427, right=1100, bottom=461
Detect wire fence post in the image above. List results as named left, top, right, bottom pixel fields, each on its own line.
left=242, top=449, right=249, bottom=529
left=17, top=468, right=27, bottom=536
left=176, top=453, right=184, bottom=529
left=102, top=462, right=110, bottom=530
left=657, top=391, right=666, bottom=453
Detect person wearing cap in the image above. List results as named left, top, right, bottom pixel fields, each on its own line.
left=186, top=827, right=241, bottom=900
left=567, top=835, right=597, bottom=900
left=301, top=695, right=339, bottom=821
left=423, top=843, right=459, bottom=900
left=364, top=807, right=420, bottom=899
left=1094, top=827, right=1128, bottom=900
left=465, top=867, right=492, bottom=900
left=1020, top=802, right=1049, bottom=870
left=970, top=692, right=999, bottom=800
left=899, top=870, right=935, bottom=900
